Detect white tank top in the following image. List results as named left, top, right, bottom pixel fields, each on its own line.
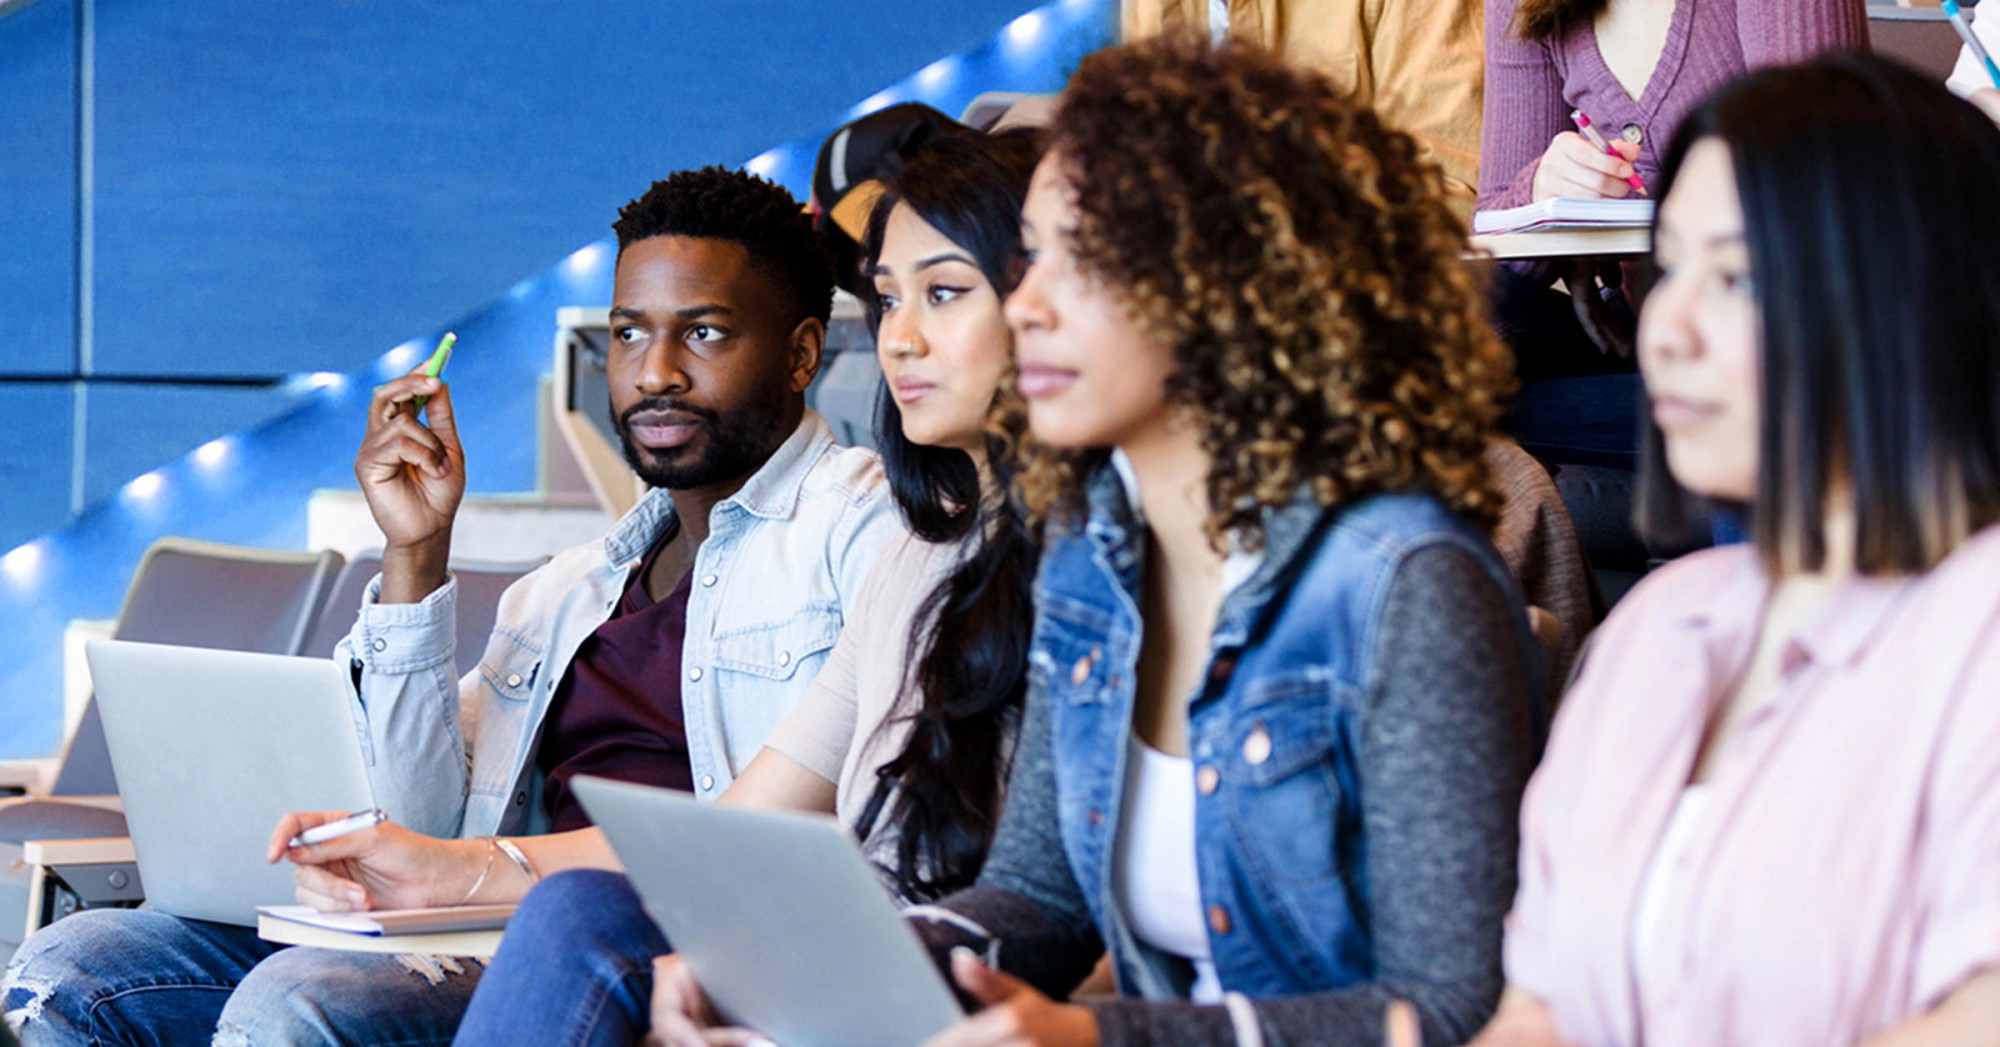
left=1112, top=737, right=1224, bottom=1004
left=1105, top=446, right=1257, bottom=1005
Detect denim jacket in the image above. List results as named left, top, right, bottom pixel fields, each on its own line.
left=1028, top=464, right=1544, bottom=1006
left=335, top=409, right=904, bottom=838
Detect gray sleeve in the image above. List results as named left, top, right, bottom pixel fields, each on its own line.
left=909, top=673, right=1106, bottom=999
left=1081, top=542, right=1536, bottom=1047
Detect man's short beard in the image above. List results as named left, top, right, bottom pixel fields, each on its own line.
left=613, top=387, right=795, bottom=491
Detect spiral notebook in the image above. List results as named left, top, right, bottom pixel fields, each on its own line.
left=257, top=903, right=516, bottom=937
left=1473, top=197, right=1655, bottom=235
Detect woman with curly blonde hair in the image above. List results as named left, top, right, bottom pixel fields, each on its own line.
left=904, top=37, right=1542, bottom=1047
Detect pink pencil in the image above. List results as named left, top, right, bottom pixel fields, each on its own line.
left=1571, top=110, right=1648, bottom=197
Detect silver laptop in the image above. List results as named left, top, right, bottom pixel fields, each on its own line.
left=572, top=775, right=964, bottom=1047
left=84, top=639, right=375, bottom=926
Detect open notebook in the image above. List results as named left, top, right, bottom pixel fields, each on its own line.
left=257, top=903, right=515, bottom=937
left=1473, top=197, right=1655, bottom=235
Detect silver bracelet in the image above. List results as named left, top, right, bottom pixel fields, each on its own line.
left=494, top=837, right=539, bottom=888
left=455, top=837, right=497, bottom=906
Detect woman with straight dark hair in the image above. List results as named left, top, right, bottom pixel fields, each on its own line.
left=785, top=127, right=1044, bottom=905
left=472, top=132, right=1044, bottom=1047
left=1472, top=54, right=2000, bottom=1046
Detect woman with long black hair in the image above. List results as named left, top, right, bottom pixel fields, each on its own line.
left=437, top=128, right=1046, bottom=1045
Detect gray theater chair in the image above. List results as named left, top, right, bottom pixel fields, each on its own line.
left=8, top=550, right=544, bottom=954
left=0, top=538, right=343, bottom=958
left=301, top=550, right=546, bottom=677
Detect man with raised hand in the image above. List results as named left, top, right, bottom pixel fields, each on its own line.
left=4, top=166, right=903, bottom=1047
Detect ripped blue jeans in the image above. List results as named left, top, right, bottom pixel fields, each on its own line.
left=2, top=909, right=482, bottom=1046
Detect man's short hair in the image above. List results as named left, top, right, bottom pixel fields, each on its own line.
left=613, top=167, right=835, bottom=326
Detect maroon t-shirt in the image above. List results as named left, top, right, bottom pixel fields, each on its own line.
left=537, top=530, right=696, bottom=832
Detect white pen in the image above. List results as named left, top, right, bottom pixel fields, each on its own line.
left=288, top=808, right=387, bottom=849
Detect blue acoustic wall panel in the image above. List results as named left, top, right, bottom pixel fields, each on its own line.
left=0, top=266, right=604, bottom=757
left=0, top=0, right=77, bottom=377
left=86, top=0, right=1056, bottom=380
left=81, top=383, right=305, bottom=503
left=0, top=385, right=75, bottom=545
left=0, top=0, right=1116, bottom=756
left=0, top=0, right=1083, bottom=551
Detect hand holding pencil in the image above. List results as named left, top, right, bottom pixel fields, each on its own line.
left=355, top=330, right=466, bottom=603
left=1531, top=114, right=1643, bottom=202
left=1570, top=111, right=1647, bottom=197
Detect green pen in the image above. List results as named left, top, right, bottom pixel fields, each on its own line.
left=412, top=332, right=456, bottom=410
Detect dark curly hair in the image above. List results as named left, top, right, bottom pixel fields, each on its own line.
left=613, top=166, right=835, bottom=327
left=1019, top=38, right=1513, bottom=547
left=855, top=129, right=1042, bottom=899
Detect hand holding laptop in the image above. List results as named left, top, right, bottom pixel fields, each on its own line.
left=642, top=947, right=1098, bottom=1047
left=574, top=776, right=965, bottom=1046
left=916, top=948, right=1099, bottom=1047
left=645, top=955, right=770, bottom=1047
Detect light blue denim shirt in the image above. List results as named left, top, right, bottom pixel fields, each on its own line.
left=334, top=409, right=904, bottom=838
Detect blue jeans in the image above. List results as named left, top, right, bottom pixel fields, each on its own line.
left=452, top=870, right=667, bottom=1047
left=3, top=909, right=483, bottom=1046
left=1505, top=374, right=1642, bottom=470
left=1487, top=263, right=1643, bottom=470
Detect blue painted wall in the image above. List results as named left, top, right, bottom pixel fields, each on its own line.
left=0, top=0, right=1104, bottom=553
left=0, top=0, right=80, bottom=544
left=0, top=0, right=1116, bottom=756
left=0, top=0, right=75, bottom=379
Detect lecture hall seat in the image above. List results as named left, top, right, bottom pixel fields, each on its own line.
left=0, top=538, right=344, bottom=961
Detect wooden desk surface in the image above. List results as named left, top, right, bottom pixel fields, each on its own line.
left=22, top=835, right=135, bottom=865
left=1469, top=227, right=1649, bottom=260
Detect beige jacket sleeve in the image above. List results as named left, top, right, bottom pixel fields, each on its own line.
left=1122, top=0, right=1484, bottom=218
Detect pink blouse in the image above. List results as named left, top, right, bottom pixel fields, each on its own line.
left=1506, top=525, right=2000, bottom=1045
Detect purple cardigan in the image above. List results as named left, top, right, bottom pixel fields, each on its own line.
left=1478, top=0, right=1867, bottom=212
